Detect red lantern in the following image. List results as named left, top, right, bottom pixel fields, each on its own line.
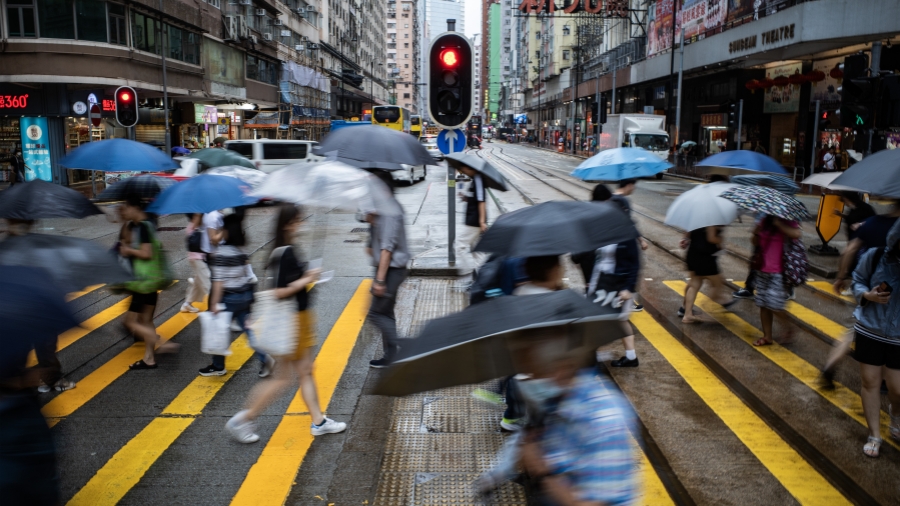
left=745, top=79, right=760, bottom=90
left=829, top=67, right=843, bottom=79
left=788, top=73, right=806, bottom=85
left=807, top=70, right=826, bottom=82
left=772, top=76, right=790, bottom=87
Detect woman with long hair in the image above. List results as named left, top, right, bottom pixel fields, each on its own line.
left=225, top=205, right=346, bottom=443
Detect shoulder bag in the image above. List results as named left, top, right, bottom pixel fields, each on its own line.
left=122, top=221, right=173, bottom=294
left=250, top=246, right=299, bottom=356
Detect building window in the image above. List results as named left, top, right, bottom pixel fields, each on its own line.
left=403, top=93, right=410, bottom=98
left=404, top=23, right=408, bottom=28
left=562, top=50, right=569, bottom=60
left=404, top=63, right=409, bottom=68
left=168, top=24, right=200, bottom=64
left=535, top=50, right=540, bottom=58
left=404, top=42, right=409, bottom=48
left=404, top=33, right=408, bottom=38
left=402, top=13, right=408, bottom=17
left=247, top=55, right=278, bottom=85
left=37, top=0, right=75, bottom=39
left=387, top=22, right=395, bottom=28
left=404, top=83, right=409, bottom=88
left=75, top=0, right=106, bottom=42
left=205, top=0, right=220, bottom=7
left=108, top=2, right=126, bottom=45
left=563, top=25, right=570, bottom=35
left=132, top=11, right=161, bottom=53
left=7, top=0, right=37, bottom=37
left=404, top=53, right=408, bottom=58
left=535, top=32, right=540, bottom=40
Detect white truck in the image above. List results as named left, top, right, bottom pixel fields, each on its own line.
left=597, top=114, right=671, bottom=179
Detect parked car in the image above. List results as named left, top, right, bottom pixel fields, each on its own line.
left=420, top=134, right=443, bottom=161
left=391, top=164, right=426, bottom=185
left=224, top=139, right=323, bottom=173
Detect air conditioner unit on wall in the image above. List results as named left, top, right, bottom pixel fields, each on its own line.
left=293, top=7, right=306, bottom=15
left=255, top=8, right=265, bottom=16
left=306, top=5, right=317, bottom=12
left=238, top=0, right=251, bottom=5
left=295, top=44, right=305, bottom=51
left=307, top=43, right=319, bottom=50
left=249, top=34, right=258, bottom=44
left=263, top=33, right=273, bottom=41
left=273, top=19, right=284, bottom=26
left=238, top=16, right=249, bottom=38
left=225, top=15, right=238, bottom=40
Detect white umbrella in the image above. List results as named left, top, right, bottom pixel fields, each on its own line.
left=664, top=182, right=739, bottom=231
left=252, top=160, right=401, bottom=216
left=800, top=172, right=862, bottom=191
left=205, top=165, right=268, bottom=189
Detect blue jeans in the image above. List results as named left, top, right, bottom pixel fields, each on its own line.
left=211, top=290, right=265, bottom=369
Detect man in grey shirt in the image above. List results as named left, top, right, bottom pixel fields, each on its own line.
left=365, top=208, right=410, bottom=368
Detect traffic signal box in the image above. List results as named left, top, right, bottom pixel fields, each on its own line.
left=115, top=86, right=138, bottom=128
left=839, top=54, right=872, bottom=129
left=428, top=33, right=474, bottom=130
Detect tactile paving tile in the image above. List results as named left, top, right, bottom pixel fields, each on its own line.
left=470, top=434, right=506, bottom=454
left=427, top=452, right=478, bottom=472
left=466, top=414, right=503, bottom=434
left=394, top=396, right=425, bottom=413
left=423, top=414, right=466, bottom=433
left=413, top=473, right=481, bottom=504
left=382, top=452, right=428, bottom=472
left=391, top=415, right=424, bottom=433
left=423, top=397, right=469, bottom=416
left=484, top=482, right=528, bottom=504
left=372, top=497, right=408, bottom=506
left=473, top=453, right=501, bottom=473
left=375, top=472, right=416, bottom=498
left=468, top=397, right=504, bottom=413
left=430, top=434, right=475, bottom=452
left=385, top=433, right=433, bottom=454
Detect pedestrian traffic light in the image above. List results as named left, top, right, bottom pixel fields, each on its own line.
left=818, top=111, right=832, bottom=131
left=841, top=77, right=879, bottom=130
left=599, top=96, right=608, bottom=124
left=428, top=33, right=473, bottom=129
left=728, top=101, right=737, bottom=128
left=115, top=86, right=138, bottom=128
left=838, top=54, right=870, bottom=129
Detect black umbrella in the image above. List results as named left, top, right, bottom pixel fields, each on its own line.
left=97, top=175, right=176, bottom=202
left=0, top=266, right=78, bottom=380
left=373, top=290, right=626, bottom=397
left=0, top=234, right=133, bottom=293
left=831, top=149, right=900, bottom=198
left=445, top=152, right=509, bottom=191
left=0, top=179, right=103, bottom=219
left=475, top=201, right=639, bottom=257
left=313, top=125, right=434, bottom=170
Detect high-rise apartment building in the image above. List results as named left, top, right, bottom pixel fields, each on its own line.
left=387, top=0, right=420, bottom=112
left=472, top=34, right=483, bottom=118
left=424, top=0, right=465, bottom=41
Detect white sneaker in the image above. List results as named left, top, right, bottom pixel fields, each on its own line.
left=230, top=321, right=243, bottom=332
left=180, top=303, right=199, bottom=313
left=311, top=417, right=347, bottom=436
left=225, top=411, right=260, bottom=444
left=258, top=355, right=275, bottom=378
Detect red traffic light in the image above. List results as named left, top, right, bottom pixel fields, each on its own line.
left=119, top=92, right=131, bottom=102
left=440, top=49, right=459, bottom=68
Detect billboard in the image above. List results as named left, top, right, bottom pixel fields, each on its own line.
left=810, top=56, right=842, bottom=110
left=19, top=117, right=52, bottom=182
left=763, top=62, right=802, bottom=114
left=706, top=0, right=729, bottom=31
left=675, top=0, right=707, bottom=40
left=648, top=0, right=675, bottom=57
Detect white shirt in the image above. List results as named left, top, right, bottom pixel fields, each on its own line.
left=465, top=174, right=485, bottom=201
left=201, top=211, right=224, bottom=254
left=824, top=152, right=836, bottom=171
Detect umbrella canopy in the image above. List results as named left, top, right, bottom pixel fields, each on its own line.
left=205, top=165, right=268, bottom=189
left=313, top=125, right=434, bottom=170
left=252, top=161, right=402, bottom=216
left=0, top=179, right=102, bottom=219
left=146, top=174, right=259, bottom=215
left=59, top=138, right=179, bottom=172
left=695, top=150, right=789, bottom=176
left=731, top=174, right=800, bottom=195
left=831, top=149, right=900, bottom=198
left=373, top=290, right=626, bottom=397
left=0, top=266, right=78, bottom=380
left=800, top=172, right=862, bottom=192
left=0, top=234, right=133, bottom=293
left=171, top=146, right=191, bottom=155
left=571, top=148, right=672, bottom=181
left=187, top=148, right=255, bottom=170
left=664, top=182, right=739, bottom=231
left=444, top=152, right=509, bottom=191
left=475, top=201, right=639, bottom=257
left=719, top=185, right=809, bottom=222
left=97, top=174, right=176, bottom=202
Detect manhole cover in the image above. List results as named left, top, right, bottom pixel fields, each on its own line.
left=351, top=227, right=369, bottom=233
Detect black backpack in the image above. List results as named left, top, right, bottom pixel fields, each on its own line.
left=186, top=228, right=203, bottom=253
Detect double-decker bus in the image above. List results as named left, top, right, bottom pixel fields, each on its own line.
left=410, top=115, right=422, bottom=138
left=467, top=115, right=483, bottom=138
left=372, top=105, right=411, bottom=133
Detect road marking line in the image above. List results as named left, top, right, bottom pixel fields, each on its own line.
left=43, top=302, right=200, bottom=427
left=630, top=311, right=851, bottom=505
left=665, top=280, right=898, bottom=451
left=27, top=298, right=132, bottom=367
left=633, top=438, right=675, bottom=506
left=66, top=284, right=104, bottom=301
left=66, top=336, right=255, bottom=506
left=231, top=280, right=371, bottom=505
left=734, top=282, right=846, bottom=342
left=807, top=281, right=855, bottom=303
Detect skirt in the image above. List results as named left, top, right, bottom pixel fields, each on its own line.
left=754, top=271, right=787, bottom=311
left=291, top=309, right=317, bottom=360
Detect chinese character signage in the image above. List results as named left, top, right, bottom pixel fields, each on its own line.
left=675, top=0, right=706, bottom=40
left=194, top=104, right=218, bottom=124
left=647, top=0, right=674, bottom=57
left=810, top=56, right=842, bottom=110
left=763, top=62, right=802, bottom=114
left=20, top=117, right=53, bottom=182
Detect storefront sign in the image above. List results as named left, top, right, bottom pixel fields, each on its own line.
left=763, top=62, right=802, bottom=114
left=761, top=23, right=795, bottom=46
left=72, top=101, right=88, bottom=115
left=675, top=0, right=706, bottom=40
left=0, top=94, right=31, bottom=110
left=203, top=39, right=245, bottom=88
left=19, top=117, right=52, bottom=182
left=194, top=104, right=218, bottom=124
left=810, top=56, right=843, bottom=110
left=728, top=35, right=757, bottom=54
left=700, top=113, right=726, bottom=127
left=517, top=0, right=629, bottom=16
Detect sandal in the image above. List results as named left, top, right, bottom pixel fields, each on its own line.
left=53, top=379, right=76, bottom=391
left=753, top=338, right=774, bottom=347
left=890, top=405, right=900, bottom=442
left=129, top=360, right=158, bottom=370
left=863, top=436, right=882, bottom=458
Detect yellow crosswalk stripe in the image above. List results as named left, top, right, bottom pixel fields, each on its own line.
left=66, top=336, right=255, bottom=505
left=66, top=284, right=105, bottom=301
left=807, top=281, right=855, bottom=303
left=734, top=282, right=846, bottom=342
left=230, top=280, right=372, bottom=506
left=634, top=439, right=675, bottom=506
left=665, top=280, right=899, bottom=451
left=43, top=303, right=199, bottom=427
left=27, top=298, right=132, bottom=367
left=630, top=310, right=851, bottom=505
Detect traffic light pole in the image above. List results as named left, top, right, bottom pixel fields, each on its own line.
left=810, top=100, right=820, bottom=171
left=448, top=134, right=456, bottom=265
left=736, top=99, right=743, bottom=149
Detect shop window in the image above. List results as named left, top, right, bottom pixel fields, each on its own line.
left=132, top=11, right=160, bottom=54
left=7, top=1, right=37, bottom=37
left=37, top=0, right=75, bottom=39
left=108, top=2, right=126, bottom=45
left=75, top=0, right=106, bottom=42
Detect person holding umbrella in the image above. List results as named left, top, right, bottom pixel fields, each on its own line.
left=445, top=153, right=509, bottom=268
left=749, top=215, right=802, bottom=346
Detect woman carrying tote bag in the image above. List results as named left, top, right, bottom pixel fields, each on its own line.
left=225, top=205, right=347, bottom=443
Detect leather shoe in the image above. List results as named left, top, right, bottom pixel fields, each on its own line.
left=610, top=356, right=639, bottom=368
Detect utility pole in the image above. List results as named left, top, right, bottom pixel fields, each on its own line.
left=868, top=41, right=882, bottom=155
left=810, top=100, right=820, bottom=171
left=159, top=0, right=171, bottom=155
left=674, top=28, right=685, bottom=146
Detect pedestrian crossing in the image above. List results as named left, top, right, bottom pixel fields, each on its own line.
left=40, top=277, right=897, bottom=505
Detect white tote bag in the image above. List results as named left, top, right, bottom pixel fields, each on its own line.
left=250, top=247, right=299, bottom=356
left=199, top=311, right=234, bottom=356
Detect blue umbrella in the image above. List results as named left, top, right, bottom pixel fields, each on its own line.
left=731, top=174, right=799, bottom=195
left=695, top=150, right=788, bottom=176
left=146, top=174, right=259, bottom=214
left=171, top=146, right=191, bottom=155
left=571, top=148, right=672, bottom=181
left=59, top=138, right=179, bottom=172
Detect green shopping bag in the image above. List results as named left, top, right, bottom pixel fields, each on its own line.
left=121, top=221, right=173, bottom=294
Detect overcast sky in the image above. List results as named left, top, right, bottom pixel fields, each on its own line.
left=464, top=0, right=481, bottom=38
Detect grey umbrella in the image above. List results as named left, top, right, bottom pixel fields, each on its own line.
left=445, top=152, right=509, bottom=191
left=373, top=290, right=625, bottom=397
left=312, top=125, right=434, bottom=170
left=831, top=149, right=900, bottom=198
left=0, top=179, right=103, bottom=219
left=0, top=234, right=133, bottom=293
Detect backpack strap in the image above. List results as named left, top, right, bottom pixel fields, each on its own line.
left=265, top=246, right=290, bottom=290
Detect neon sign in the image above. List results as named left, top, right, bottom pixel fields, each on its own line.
left=517, top=0, right=628, bottom=16
left=0, top=94, right=29, bottom=109
left=102, top=99, right=117, bottom=112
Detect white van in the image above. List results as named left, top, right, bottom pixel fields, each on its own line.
left=224, top=140, right=323, bottom=173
